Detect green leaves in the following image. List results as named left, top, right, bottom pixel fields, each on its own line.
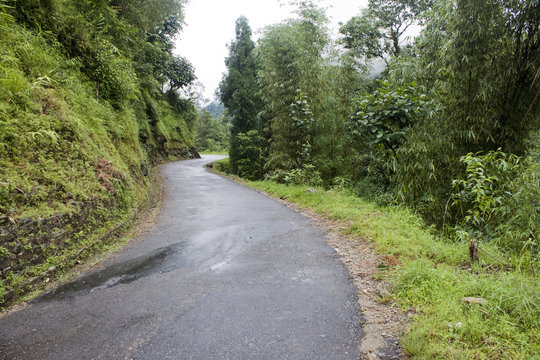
left=417, top=0, right=540, bottom=155
left=340, top=0, right=434, bottom=64
left=257, top=2, right=330, bottom=173
left=218, top=16, right=262, bottom=174
left=196, top=110, right=230, bottom=152
left=163, top=56, right=195, bottom=90
left=451, top=150, right=538, bottom=257
left=234, top=130, right=264, bottom=180
left=349, top=80, right=427, bottom=154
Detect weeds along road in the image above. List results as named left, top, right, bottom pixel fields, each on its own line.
left=0, top=155, right=362, bottom=360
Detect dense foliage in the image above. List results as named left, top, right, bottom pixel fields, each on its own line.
left=219, top=0, right=539, bottom=261
left=0, top=0, right=198, bottom=219
left=218, top=16, right=262, bottom=173
left=340, top=0, right=434, bottom=62
left=196, top=110, right=230, bottom=152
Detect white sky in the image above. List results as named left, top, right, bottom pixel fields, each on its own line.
left=175, top=0, right=368, bottom=102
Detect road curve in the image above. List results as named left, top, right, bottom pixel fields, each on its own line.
left=0, top=155, right=362, bottom=359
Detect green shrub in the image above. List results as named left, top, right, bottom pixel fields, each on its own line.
left=452, top=151, right=539, bottom=260
left=265, top=164, right=323, bottom=187
left=234, top=130, right=264, bottom=180
left=212, top=158, right=232, bottom=174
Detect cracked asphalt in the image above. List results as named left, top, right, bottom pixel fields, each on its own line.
left=0, top=155, right=362, bottom=359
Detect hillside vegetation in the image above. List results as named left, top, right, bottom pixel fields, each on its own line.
left=0, top=0, right=198, bottom=306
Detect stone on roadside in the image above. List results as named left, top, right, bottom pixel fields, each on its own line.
left=461, top=297, right=487, bottom=305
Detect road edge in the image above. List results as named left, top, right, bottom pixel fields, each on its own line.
left=205, top=162, right=408, bottom=360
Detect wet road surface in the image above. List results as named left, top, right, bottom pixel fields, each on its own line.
left=0, top=155, right=362, bottom=359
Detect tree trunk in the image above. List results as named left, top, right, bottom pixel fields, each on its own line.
left=469, top=237, right=479, bottom=263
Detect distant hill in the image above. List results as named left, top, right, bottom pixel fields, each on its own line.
left=204, top=101, right=225, bottom=118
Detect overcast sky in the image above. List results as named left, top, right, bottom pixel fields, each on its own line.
left=175, top=0, right=368, bottom=103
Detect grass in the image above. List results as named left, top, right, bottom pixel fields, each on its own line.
left=199, top=149, right=229, bottom=155
left=211, top=158, right=540, bottom=359
left=0, top=18, right=195, bottom=219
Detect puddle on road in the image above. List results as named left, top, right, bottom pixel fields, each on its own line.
left=37, top=242, right=184, bottom=302
left=209, top=260, right=230, bottom=272
left=36, top=223, right=267, bottom=302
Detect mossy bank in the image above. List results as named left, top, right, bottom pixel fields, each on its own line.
left=0, top=0, right=199, bottom=308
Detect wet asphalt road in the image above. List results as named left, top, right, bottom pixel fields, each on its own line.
left=0, top=155, right=362, bottom=359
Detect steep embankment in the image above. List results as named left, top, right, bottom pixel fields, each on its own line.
left=0, top=1, right=198, bottom=308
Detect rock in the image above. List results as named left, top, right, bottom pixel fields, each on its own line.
left=376, top=290, right=391, bottom=298
left=305, top=187, right=319, bottom=193
left=140, top=162, right=148, bottom=176
left=155, top=135, right=167, bottom=144
left=21, top=248, right=33, bottom=260
left=11, top=242, right=22, bottom=253
left=461, top=297, right=488, bottom=305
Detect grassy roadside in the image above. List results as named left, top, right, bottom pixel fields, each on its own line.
left=199, top=150, right=229, bottom=155
left=211, top=158, right=539, bottom=359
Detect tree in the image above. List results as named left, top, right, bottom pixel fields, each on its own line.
left=350, top=81, right=428, bottom=156
left=235, top=130, right=265, bottom=180
left=257, top=1, right=328, bottom=170
left=340, top=0, right=433, bottom=63
left=421, top=0, right=540, bottom=156
left=288, top=90, right=314, bottom=165
left=196, top=110, right=230, bottom=152
left=110, top=0, right=185, bottom=34
left=163, top=56, right=195, bottom=90
left=310, top=59, right=358, bottom=182
left=394, top=0, right=540, bottom=223
left=348, top=80, right=429, bottom=192
left=218, top=16, right=262, bottom=174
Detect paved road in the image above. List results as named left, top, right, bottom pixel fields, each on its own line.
left=0, top=155, right=362, bottom=359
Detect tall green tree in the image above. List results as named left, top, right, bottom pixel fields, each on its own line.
left=394, top=0, right=540, bottom=222
left=218, top=16, right=262, bottom=174
left=340, top=0, right=433, bottom=64
left=257, top=1, right=328, bottom=170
